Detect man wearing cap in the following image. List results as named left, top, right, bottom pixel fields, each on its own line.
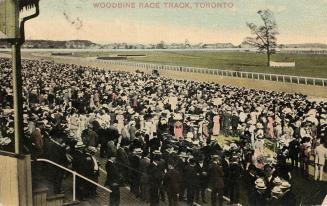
left=208, top=155, right=224, bottom=206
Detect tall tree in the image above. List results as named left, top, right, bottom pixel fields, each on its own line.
left=244, top=9, right=279, bottom=67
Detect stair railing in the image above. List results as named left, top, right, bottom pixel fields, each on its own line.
left=35, top=158, right=111, bottom=201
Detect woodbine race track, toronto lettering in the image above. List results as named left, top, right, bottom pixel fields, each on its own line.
left=92, top=1, right=234, bottom=9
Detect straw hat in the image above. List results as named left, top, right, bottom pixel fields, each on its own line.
left=273, top=177, right=282, bottom=185
left=133, top=148, right=143, bottom=154
left=280, top=181, right=291, bottom=189
left=75, top=141, right=85, bottom=148
left=178, top=152, right=188, bottom=158
left=86, top=146, right=97, bottom=154
left=153, top=150, right=162, bottom=155
left=255, top=181, right=267, bottom=190
left=271, top=186, right=283, bottom=195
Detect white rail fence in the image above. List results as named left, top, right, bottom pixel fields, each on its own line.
left=90, top=59, right=327, bottom=87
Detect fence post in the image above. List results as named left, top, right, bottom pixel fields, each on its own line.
left=290, top=77, right=293, bottom=83
left=313, top=79, right=316, bottom=86
left=297, top=77, right=299, bottom=84
left=270, top=74, right=272, bottom=81
left=73, top=173, right=76, bottom=201
left=305, top=77, right=307, bottom=85
left=283, top=76, right=285, bottom=83
left=323, top=80, right=325, bottom=87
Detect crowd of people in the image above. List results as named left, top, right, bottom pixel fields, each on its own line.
left=0, top=57, right=326, bottom=206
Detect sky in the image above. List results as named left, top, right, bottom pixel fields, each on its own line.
left=22, top=0, right=327, bottom=45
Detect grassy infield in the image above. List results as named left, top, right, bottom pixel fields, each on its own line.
left=73, top=50, right=327, bottom=78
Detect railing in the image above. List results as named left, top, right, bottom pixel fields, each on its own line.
left=35, top=158, right=111, bottom=202
left=90, top=59, right=327, bottom=87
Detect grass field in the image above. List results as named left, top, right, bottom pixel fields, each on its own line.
left=69, top=50, right=327, bottom=78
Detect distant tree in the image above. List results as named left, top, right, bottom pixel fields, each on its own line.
left=184, top=39, right=191, bottom=48
left=244, top=9, right=279, bottom=66
left=156, top=41, right=166, bottom=49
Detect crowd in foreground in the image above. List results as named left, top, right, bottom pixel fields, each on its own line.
left=0, top=57, right=326, bottom=206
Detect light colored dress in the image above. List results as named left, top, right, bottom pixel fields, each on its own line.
left=116, top=114, right=125, bottom=134
left=254, top=139, right=265, bottom=159
left=145, top=121, right=153, bottom=139
left=267, top=116, right=274, bottom=138
left=212, top=115, right=220, bottom=136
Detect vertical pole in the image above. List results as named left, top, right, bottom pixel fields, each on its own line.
left=73, top=173, right=76, bottom=201
left=12, top=42, right=24, bottom=154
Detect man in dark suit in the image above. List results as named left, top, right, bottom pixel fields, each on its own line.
left=288, top=138, right=300, bottom=169
left=129, top=148, right=142, bottom=198
left=184, top=158, right=198, bottom=206
left=139, top=153, right=151, bottom=202
left=176, top=153, right=188, bottom=201
left=44, top=138, right=69, bottom=194
left=83, top=147, right=100, bottom=197
left=105, top=157, right=121, bottom=206
left=148, top=151, right=163, bottom=206
left=195, top=156, right=208, bottom=204
left=116, top=145, right=130, bottom=184
left=228, top=156, right=243, bottom=204
left=164, top=162, right=181, bottom=206
left=208, top=155, right=224, bottom=206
